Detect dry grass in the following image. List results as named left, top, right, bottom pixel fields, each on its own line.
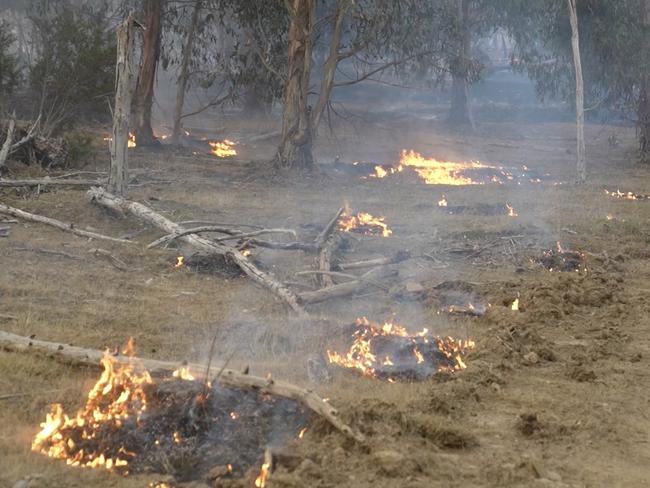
left=1, top=115, right=650, bottom=487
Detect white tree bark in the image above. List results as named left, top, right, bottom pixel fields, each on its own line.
left=109, top=15, right=136, bottom=196
left=567, top=0, right=586, bottom=182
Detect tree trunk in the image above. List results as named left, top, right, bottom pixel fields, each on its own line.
left=311, top=0, right=349, bottom=132
left=567, top=0, right=586, bottom=182
left=448, top=0, right=474, bottom=128
left=639, top=0, right=650, bottom=163
left=171, top=0, right=202, bottom=143
left=109, top=15, right=136, bottom=196
left=275, top=0, right=315, bottom=171
left=133, top=0, right=163, bottom=146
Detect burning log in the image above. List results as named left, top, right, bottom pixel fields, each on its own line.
left=0, top=329, right=365, bottom=444
left=604, top=189, right=650, bottom=200
left=0, top=202, right=133, bottom=244
left=327, top=317, right=475, bottom=381
left=298, top=266, right=397, bottom=304
left=88, top=187, right=307, bottom=316
left=338, top=211, right=392, bottom=237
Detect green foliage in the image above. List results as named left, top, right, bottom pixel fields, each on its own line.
left=63, top=130, right=94, bottom=165
left=0, top=19, right=19, bottom=96
left=29, top=1, right=116, bottom=127
left=500, top=0, right=645, bottom=113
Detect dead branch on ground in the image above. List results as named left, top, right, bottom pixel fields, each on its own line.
left=0, top=329, right=365, bottom=443
left=0, top=178, right=103, bottom=188
left=88, top=187, right=307, bottom=316
left=298, top=266, right=397, bottom=304
left=0, top=202, right=133, bottom=244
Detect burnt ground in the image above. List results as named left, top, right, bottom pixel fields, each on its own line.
left=1, top=107, right=650, bottom=488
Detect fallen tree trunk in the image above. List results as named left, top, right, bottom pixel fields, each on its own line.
left=88, top=187, right=307, bottom=316
left=0, top=329, right=364, bottom=443
left=299, top=266, right=397, bottom=304
left=0, top=202, right=133, bottom=244
left=0, top=178, right=103, bottom=188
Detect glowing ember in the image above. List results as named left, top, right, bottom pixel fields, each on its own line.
left=538, top=242, right=586, bottom=272
left=511, top=298, right=519, bottom=311
left=438, top=195, right=448, bottom=207
left=32, top=339, right=151, bottom=471
left=604, top=189, right=650, bottom=200
left=255, top=462, right=270, bottom=488
left=338, top=212, right=392, bottom=237
left=209, top=139, right=238, bottom=158
left=327, top=317, right=475, bottom=380
left=175, top=256, right=184, bottom=268
left=506, top=203, right=518, bottom=217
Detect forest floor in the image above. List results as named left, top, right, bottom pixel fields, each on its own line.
left=1, top=108, right=650, bottom=488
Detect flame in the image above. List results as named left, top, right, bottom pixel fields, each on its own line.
left=338, top=212, right=392, bottom=237
left=32, top=340, right=151, bottom=471
left=128, top=133, right=136, bottom=148
left=372, top=150, right=492, bottom=185
left=326, top=317, right=475, bottom=379
left=209, top=139, right=238, bottom=158
left=438, top=196, right=448, bottom=207
left=172, top=366, right=194, bottom=381
left=506, top=203, right=518, bottom=217
left=175, top=256, right=184, bottom=268
left=255, top=462, right=270, bottom=488
left=298, top=427, right=307, bottom=440
left=511, top=298, right=519, bottom=311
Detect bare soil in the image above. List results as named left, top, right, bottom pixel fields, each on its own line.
left=1, top=113, right=650, bottom=488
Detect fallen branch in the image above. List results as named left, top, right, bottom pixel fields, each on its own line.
left=248, top=130, right=281, bottom=143
left=14, top=246, right=87, bottom=261
left=8, top=115, right=40, bottom=154
left=243, top=238, right=317, bottom=252
left=148, top=226, right=297, bottom=249
left=0, top=116, right=16, bottom=169
left=88, top=187, right=306, bottom=316
left=298, top=266, right=397, bottom=304
left=147, top=225, right=240, bottom=249
left=0, top=202, right=133, bottom=245
left=338, top=251, right=410, bottom=271
left=88, top=248, right=129, bottom=271
left=315, top=208, right=345, bottom=287
left=0, top=329, right=364, bottom=443
left=0, top=178, right=103, bottom=188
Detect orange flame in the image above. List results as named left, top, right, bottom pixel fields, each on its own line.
left=326, top=317, right=475, bottom=379
left=255, top=462, right=270, bottom=488
left=175, top=256, right=184, bottom=268
left=506, top=203, right=518, bottom=217
left=338, top=212, right=392, bottom=237
left=511, top=298, right=519, bottom=311
left=372, top=150, right=493, bottom=185
left=172, top=366, right=195, bottom=381
left=128, top=132, right=136, bottom=148
left=209, top=139, right=238, bottom=157
left=438, top=195, right=448, bottom=207
left=32, top=340, right=151, bottom=471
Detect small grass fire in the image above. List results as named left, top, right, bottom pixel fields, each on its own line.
left=32, top=339, right=307, bottom=482
left=370, top=150, right=541, bottom=186
left=208, top=139, right=238, bottom=158
left=338, top=211, right=392, bottom=237
left=536, top=242, right=586, bottom=272
left=327, top=317, right=475, bottom=381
